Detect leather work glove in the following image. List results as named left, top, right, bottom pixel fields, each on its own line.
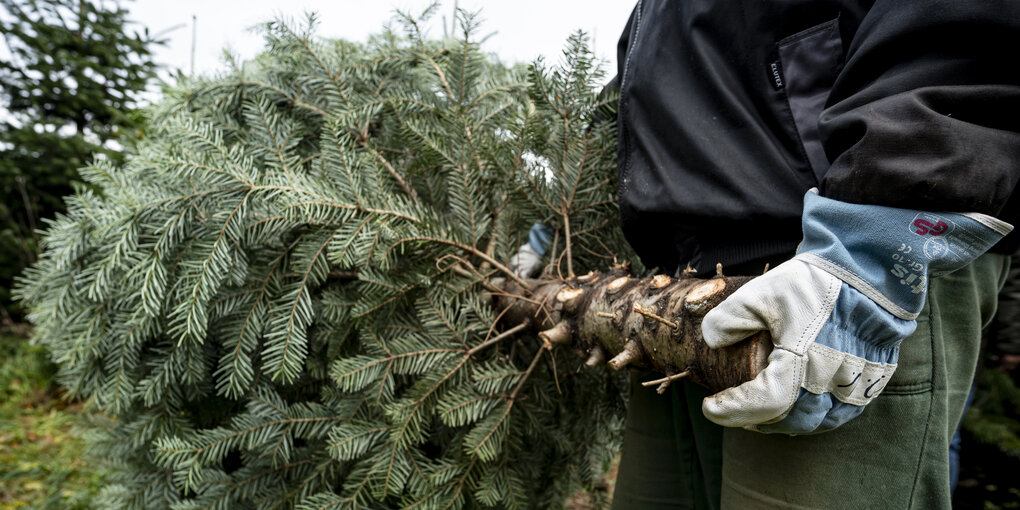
left=509, top=223, right=553, bottom=278
left=701, top=191, right=1011, bottom=434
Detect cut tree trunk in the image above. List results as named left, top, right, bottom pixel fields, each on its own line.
left=494, top=266, right=771, bottom=393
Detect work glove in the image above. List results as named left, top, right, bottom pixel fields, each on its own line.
left=701, top=191, right=1011, bottom=434
left=509, top=223, right=553, bottom=278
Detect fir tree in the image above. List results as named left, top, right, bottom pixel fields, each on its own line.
left=18, top=9, right=632, bottom=508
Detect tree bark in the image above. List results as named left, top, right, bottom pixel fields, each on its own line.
left=494, top=267, right=771, bottom=393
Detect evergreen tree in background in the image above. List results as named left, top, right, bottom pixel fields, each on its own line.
left=18, top=9, right=631, bottom=508
left=0, top=0, right=159, bottom=318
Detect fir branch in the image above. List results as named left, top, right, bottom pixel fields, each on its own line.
left=264, top=227, right=339, bottom=382
left=390, top=236, right=530, bottom=289
left=19, top=13, right=627, bottom=509
left=362, top=144, right=418, bottom=201
left=467, top=348, right=544, bottom=459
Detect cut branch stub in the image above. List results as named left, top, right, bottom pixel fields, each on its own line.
left=608, top=339, right=644, bottom=370
left=557, top=287, right=585, bottom=302
left=493, top=269, right=771, bottom=393
left=556, top=287, right=585, bottom=314
left=539, top=321, right=572, bottom=348
left=607, top=276, right=630, bottom=294
left=585, top=345, right=606, bottom=368
left=684, top=279, right=727, bottom=315
left=651, top=274, right=672, bottom=289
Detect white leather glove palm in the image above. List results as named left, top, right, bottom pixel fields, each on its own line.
left=702, top=258, right=907, bottom=433
left=509, top=223, right=553, bottom=278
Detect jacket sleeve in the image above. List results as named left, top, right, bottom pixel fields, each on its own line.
left=818, top=0, right=1020, bottom=216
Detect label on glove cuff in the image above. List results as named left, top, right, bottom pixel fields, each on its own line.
left=889, top=213, right=994, bottom=295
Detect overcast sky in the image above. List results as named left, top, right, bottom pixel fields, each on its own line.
left=129, top=0, right=635, bottom=80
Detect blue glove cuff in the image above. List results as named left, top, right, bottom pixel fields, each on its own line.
left=528, top=223, right=554, bottom=256
left=797, top=192, right=1011, bottom=319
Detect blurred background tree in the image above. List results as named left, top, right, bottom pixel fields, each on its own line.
left=0, top=0, right=160, bottom=320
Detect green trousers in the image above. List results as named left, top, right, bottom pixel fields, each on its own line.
left=611, top=253, right=1010, bottom=510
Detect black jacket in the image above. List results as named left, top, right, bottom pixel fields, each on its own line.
left=616, top=0, right=1020, bottom=274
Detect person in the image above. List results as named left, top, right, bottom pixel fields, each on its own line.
left=608, top=1, right=1020, bottom=509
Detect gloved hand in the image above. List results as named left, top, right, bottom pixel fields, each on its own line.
left=509, top=223, right=553, bottom=278
left=701, top=191, right=1011, bottom=434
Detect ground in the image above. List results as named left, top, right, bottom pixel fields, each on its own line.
left=0, top=325, right=102, bottom=510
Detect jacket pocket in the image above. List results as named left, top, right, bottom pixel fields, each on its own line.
left=777, top=18, right=844, bottom=183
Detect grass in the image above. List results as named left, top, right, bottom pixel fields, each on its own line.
left=0, top=325, right=103, bottom=509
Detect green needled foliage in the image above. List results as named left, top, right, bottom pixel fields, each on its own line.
left=0, top=0, right=160, bottom=318
left=17, top=8, right=632, bottom=509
